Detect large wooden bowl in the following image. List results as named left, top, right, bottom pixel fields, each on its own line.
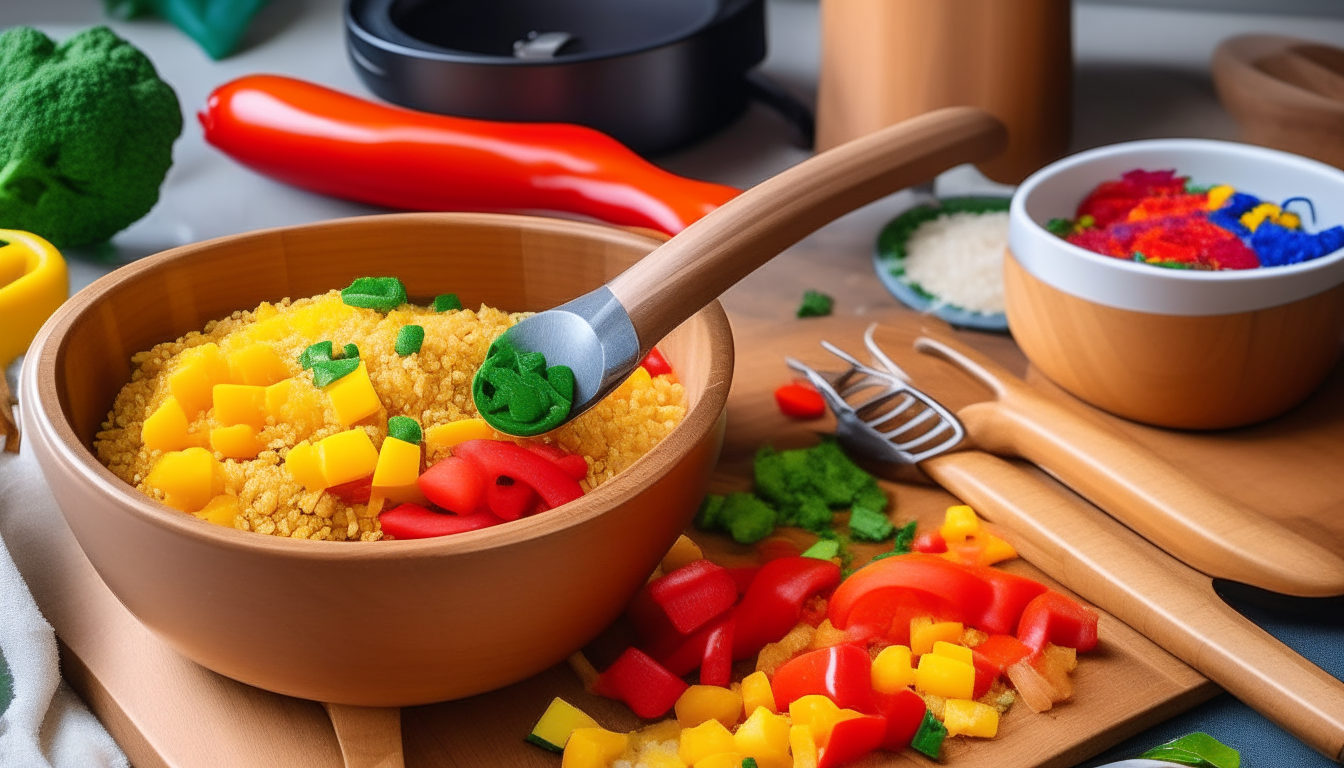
left=19, top=213, right=732, bottom=707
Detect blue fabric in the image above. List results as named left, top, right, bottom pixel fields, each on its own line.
left=1078, top=586, right=1344, bottom=767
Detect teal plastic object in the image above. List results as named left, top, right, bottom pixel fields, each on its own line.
left=104, top=0, right=270, bottom=60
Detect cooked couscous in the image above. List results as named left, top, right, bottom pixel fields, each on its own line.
left=95, top=287, right=686, bottom=541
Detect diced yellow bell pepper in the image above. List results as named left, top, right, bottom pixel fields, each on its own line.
left=942, top=699, right=999, bottom=738
left=145, top=447, right=223, bottom=512
left=316, top=428, right=379, bottom=487
left=424, top=418, right=494, bottom=452
left=169, top=343, right=230, bottom=416
left=740, top=671, right=777, bottom=716
left=615, top=365, right=653, bottom=399
left=562, top=727, right=629, bottom=768
left=733, top=706, right=790, bottom=765
left=324, top=362, right=381, bottom=427
left=915, top=652, right=975, bottom=700
left=210, top=424, right=264, bottom=460
left=931, top=640, right=973, bottom=667
left=675, top=685, right=743, bottom=729
left=228, top=343, right=290, bottom=386
left=0, top=229, right=67, bottom=366
left=264, top=378, right=294, bottom=419
left=527, top=697, right=601, bottom=753
left=788, top=695, right=864, bottom=748
left=371, top=436, right=421, bottom=501
left=1205, top=184, right=1235, bottom=211
left=284, top=440, right=327, bottom=491
left=910, top=617, right=963, bottom=656
left=789, top=725, right=819, bottom=768
left=941, top=505, right=980, bottom=544
left=141, top=396, right=201, bottom=452
left=871, top=644, right=914, bottom=693
left=678, top=720, right=736, bottom=766
left=692, top=752, right=743, bottom=768
left=213, top=383, right=267, bottom=429
left=197, top=494, right=241, bottom=527
left=662, top=534, right=703, bottom=573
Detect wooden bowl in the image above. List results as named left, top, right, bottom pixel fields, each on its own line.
left=1006, top=139, right=1344, bottom=429
left=18, top=213, right=732, bottom=707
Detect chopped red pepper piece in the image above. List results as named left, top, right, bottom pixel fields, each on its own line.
left=1017, top=590, right=1099, bottom=652
left=699, top=617, right=734, bottom=687
left=485, top=476, right=536, bottom=521
left=639, top=347, right=673, bottom=377
left=817, top=713, right=888, bottom=768
left=827, top=554, right=991, bottom=642
left=726, top=566, right=760, bottom=597
left=523, top=443, right=589, bottom=482
left=872, top=689, right=927, bottom=752
left=592, top=647, right=688, bottom=719
left=774, top=381, right=827, bottom=420
left=770, top=645, right=875, bottom=714
left=912, top=529, right=947, bottom=554
left=975, top=633, right=1033, bottom=673
left=628, top=559, right=738, bottom=639
left=452, top=440, right=584, bottom=509
left=378, top=504, right=503, bottom=539
left=966, top=565, right=1049, bottom=636
left=732, top=556, right=842, bottom=659
left=417, top=455, right=487, bottom=514
left=326, top=474, right=373, bottom=504
left=649, top=620, right=716, bottom=677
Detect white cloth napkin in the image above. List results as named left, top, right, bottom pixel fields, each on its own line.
left=0, top=443, right=128, bottom=768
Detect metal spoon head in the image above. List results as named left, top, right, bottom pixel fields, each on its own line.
left=473, top=286, right=642, bottom=436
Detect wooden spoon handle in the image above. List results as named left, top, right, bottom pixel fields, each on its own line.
left=921, top=450, right=1344, bottom=763
left=915, top=334, right=1344, bottom=598
left=322, top=703, right=405, bottom=768
left=608, top=106, right=1006, bottom=346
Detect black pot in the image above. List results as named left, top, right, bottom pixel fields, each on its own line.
left=345, top=0, right=812, bottom=156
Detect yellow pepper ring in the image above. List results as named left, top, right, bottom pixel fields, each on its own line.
left=0, top=229, right=68, bottom=365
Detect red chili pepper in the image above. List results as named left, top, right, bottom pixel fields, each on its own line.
left=200, top=75, right=740, bottom=237
left=326, top=474, right=372, bottom=504
left=817, top=713, right=889, bottom=768
left=770, top=644, right=876, bottom=713
left=698, top=617, right=735, bottom=688
left=966, top=565, right=1049, bottom=636
left=417, top=455, right=487, bottom=514
left=378, top=504, right=503, bottom=539
left=911, top=529, right=947, bottom=554
left=523, top=443, right=589, bottom=482
left=1017, top=590, right=1099, bottom=652
left=872, top=689, right=927, bottom=752
left=592, top=647, right=688, bottom=719
left=731, top=556, right=842, bottom=659
left=827, top=554, right=992, bottom=641
left=452, top=440, right=584, bottom=509
left=639, top=347, right=673, bottom=377
left=627, top=559, right=738, bottom=639
left=773, top=381, right=827, bottom=420
left=484, top=476, right=536, bottom=521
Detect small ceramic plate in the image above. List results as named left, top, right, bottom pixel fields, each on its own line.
left=873, top=196, right=1012, bottom=332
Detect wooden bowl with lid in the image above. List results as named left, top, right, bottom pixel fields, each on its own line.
left=19, top=212, right=732, bottom=707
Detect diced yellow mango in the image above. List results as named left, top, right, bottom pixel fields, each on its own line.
left=931, top=640, right=973, bottom=667
left=142, top=396, right=202, bottom=452
left=675, top=685, right=743, bottom=729
left=678, top=720, right=736, bottom=766
left=316, top=428, right=379, bottom=487
left=789, top=725, right=819, bottom=768
left=213, top=384, right=267, bottom=428
left=324, top=362, right=381, bottom=427
left=169, top=343, right=229, bottom=416
left=915, top=652, right=975, bottom=700
left=228, top=343, right=290, bottom=386
left=284, top=440, right=327, bottom=491
left=733, top=707, right=790, bottom=763
left=943, top=699, right=999, bottom=738
left=661, top=534, right=703, bottom=573
left=562, top=727, right=629, bottom=768
left=910, top=617, right=963, bottom=656
left=371, top=436, right=427, bottom=504
left=264, top=378, right=294, bottom=419
left=740, top=671, right=777, bottom=716
left=871, top=645, right=915, bottom=693
left=527, top=697, right=601, bottom=753
left=145, top=447, right=223, bottom=512
left=210, top=424, right=264, bottom=460
left=941, top=505, right=981, bottom=544
left=424, top=418, right=494, bottom=452
left=691, top=752, right=743, bottom=768
left=197, top=494, right=241, bottom=527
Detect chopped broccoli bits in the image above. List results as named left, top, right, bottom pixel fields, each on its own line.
left=395, top=324, right=424, bottom=356
left=433, top=293, right=463, bottom=312
left=796, top=289, right=834, bottom=318
left=341, top=276, right=408, bottom=311
left=848, top=503, right=895, bottom=542
left=695, top=493, right=777, bottom=545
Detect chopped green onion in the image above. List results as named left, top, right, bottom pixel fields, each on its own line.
left=910, top=709, right=947, bottom=760
left=395, top=324, right=425, bottom=356
left=341, top=276, right=408, bottom=311
left=433, top=293, right=463, bottom=312
left=802, top=539, right=841, bottom=560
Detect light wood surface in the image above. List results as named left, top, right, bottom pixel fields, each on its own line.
left=609, top=106, right=1006, bottom=347
left=324, top=704, right=406, bottom=768
left=814, top=0, right=1071, bottom=183
left=909, top=332, right=1344, bottom=597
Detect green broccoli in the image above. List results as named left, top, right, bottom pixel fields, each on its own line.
left=0, top=26, right=181, bottom=247
left=721, top=493, right=777, bottom=545
left=848, top=504, right=895, bottom=542
left=797, top=289, right=834, bottom=318
left=694, top=494, right=727, bottom=531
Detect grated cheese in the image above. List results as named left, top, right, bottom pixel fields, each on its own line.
left=902, top=211, right=1010, bottom=314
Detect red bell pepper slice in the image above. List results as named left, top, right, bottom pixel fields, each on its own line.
left=452, top=440, right=584, bottom=509
left=872, top=689, right=926, bottom=752
left=378, top=504, right=503, bottom=539
left=650, top=620, right=715, bottom=677
left=326, top=474, right=372, bottom=504
left=485, top=476, right=535, bottom=521
left=592, top=647, right=688, bottom=719
left=732, top=556, right=842, bottom=659
left=699, top=617, right=735, bottom=687
left=827, top=554, right=992, bottom=642
left=973, top=633, right=1033, bottom=697
left=966, top=565, right=1049, bottom=636
left=770, top=645, right=875, bottom=714
left=640, top=347, right=673, bottom=377
left=817, top=713, right=888, bottom=768
left=522, top=443, right=589, bottom=481
left=774, top=381, right=827, bottom=420
left=1017, top=590, right=1099, bottom=652
left=911, top=529, right=947, bottom=554
left=417, top=455, right=487, bottom=514
left=726, top=566, right=760, bottom=597
left=628, top=559, right=738, bottom=639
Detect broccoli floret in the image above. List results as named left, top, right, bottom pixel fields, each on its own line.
left=797, top=289, right=834, bottom=318
left=694, top=494, right=726, bottom=531
left=794, top=496, right=834, bottom=534
left=721, top=493, right=777, bottom=545
left=0, top=27, right=181, bottom=247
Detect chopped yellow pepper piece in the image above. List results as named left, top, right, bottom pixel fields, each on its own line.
left=615, top=365, right=652, bottom=399
left=264, top=378, right=294, bottom=419
left=1241, top=202, right=1281, bottom=232
left=910, top=617, right=963, bottom=656
left=931, top=640, right=973, bottom=667
left=740, top=671, right=777, bottom=716
left=324, top=362, right=381, bottom=427
left=0, top=229, right=67, bottom=366
left=316, top=428, right=379, bottom=487
left=526, top=697, right=600, bottom=753
left=372, top=436, right=420, bottom=488
left=197, top=494, right=241, bottom=527
left=675, top=685, right=743, bottom=729
left=733, top=706, right=790, bottom=765
left=941, top=505, right=980, bottom=543
left=871, top=645, right=915, bottom=693
left=284, top=440, right=327, bottom=491
left=145, top=447, right=223, bottom=512
left=213, top=383, right=267, bottom=429
left=915, top=652, right=975, bottom=700
left=141, top=396, right=201, bottom=452
left=788, top=695, right=865, bottom=747
left=209, top=423, right=264, bottom=460
left=170, top=343, right=230, bottom=416
left=228, top=343, right=290, bottom=386
left=1205, top=184, right=1235, bottom=211
left=943, top=699, right=999, bottom=738
left=424, top=418, right=494, bottom=452
left=691, top=752, right=743, bottom=768
left=678, top=720, right=735, bottom=766
left=562, top=727, right=629, bottom=768
left=789, top=725, right=819, bottom=768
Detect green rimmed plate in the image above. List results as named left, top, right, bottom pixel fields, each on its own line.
left=873, top=196, right=1011, bottom=332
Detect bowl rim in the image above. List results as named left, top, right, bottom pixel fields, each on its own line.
left=1009, top=138, right=1344, bottom=315
left=22, top=212, right=735, bottom=561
